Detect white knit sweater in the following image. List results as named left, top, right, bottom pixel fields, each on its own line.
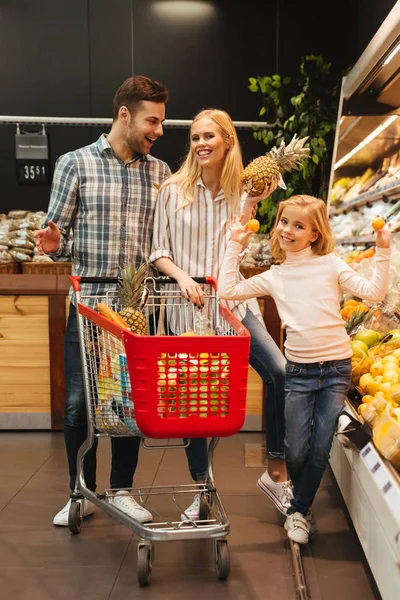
left=219, top=243, right=391, bottom=363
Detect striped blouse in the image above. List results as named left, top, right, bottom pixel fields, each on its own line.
left=149, top=178, right=247, bottom=331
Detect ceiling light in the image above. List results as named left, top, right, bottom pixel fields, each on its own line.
left=334, top=115, right=398, bottom=170
left=383, top=41, right=400, bottom=65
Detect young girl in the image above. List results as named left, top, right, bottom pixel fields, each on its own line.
left=219, top=195, right=391, bottom=544
left=149, top=109, right=290, bottom=520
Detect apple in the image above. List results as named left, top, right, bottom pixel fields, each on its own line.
left=350, top=340, right=369, bottom=354
left=382, top=354, right=399, bottom=368
left=361, top=394, right=374, bottom=404
left=354, top=329, right=381, bottom=348
left=359, top=373, right=373, bottom=389
left=379, top=382, right=392, bottom=394
left=364, top=376, right=383, bottom=396
left=382, top=370, right=399, bottom=384
left=387, top=329, right=400, bottom=343
left=370, top=360, right=384, bottom=377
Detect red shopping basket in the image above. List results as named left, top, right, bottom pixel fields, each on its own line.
left=72, top=275, right=250, bottom=439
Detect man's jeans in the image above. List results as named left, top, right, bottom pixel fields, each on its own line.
left=64, top=303, right=142, bottom=492
left=184, top=308, right=287, bottom=480
left=284, top=358, right=352, bottom=516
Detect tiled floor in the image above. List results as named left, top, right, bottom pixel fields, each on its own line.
left=0, top=431, right=381, bottom=600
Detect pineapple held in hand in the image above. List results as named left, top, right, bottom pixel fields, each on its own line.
left=240, top=134, right=310, bottom=196
left=118, top=262, right=148, bottom=335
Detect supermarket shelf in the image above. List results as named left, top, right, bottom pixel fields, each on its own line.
left=330, top=435, right=400, bottom=600
left=335, top=234, right=375, bottom=245
left=329, top=180, right=400, bottom=216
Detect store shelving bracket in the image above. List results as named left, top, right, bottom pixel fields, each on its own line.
left=0, top=115, right=273, bottom=129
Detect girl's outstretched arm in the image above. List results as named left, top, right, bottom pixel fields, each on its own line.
left=219, top=227, right=273, bottom=301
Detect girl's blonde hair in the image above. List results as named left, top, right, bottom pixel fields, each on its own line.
left=158, top=109, right=244, bottom=212
left=270, top=195, right=335, bottom=262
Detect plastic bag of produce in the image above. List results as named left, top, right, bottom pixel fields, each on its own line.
left=372, top=404, right=400, bottom=470
left=351, top=349, right=373, bottom=388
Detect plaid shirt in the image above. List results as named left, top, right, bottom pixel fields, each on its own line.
left=45, top=134, right=170, bottom=305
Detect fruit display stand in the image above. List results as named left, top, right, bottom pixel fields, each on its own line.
left=330, top=424, right=400, bottom=600
left=327, top=6, right=400, bottom=597
left=0, top=272, right=70, bottom=430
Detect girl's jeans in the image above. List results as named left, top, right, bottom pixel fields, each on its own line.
left=284, top=358, right=352, bottom=516
left=186, top=308, right=287, bottom=480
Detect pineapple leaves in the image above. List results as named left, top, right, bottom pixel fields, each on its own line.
left=247, top=54, right=344, bottom=232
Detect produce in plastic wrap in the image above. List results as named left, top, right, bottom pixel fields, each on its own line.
left=372, top=405, right=400, bottom=470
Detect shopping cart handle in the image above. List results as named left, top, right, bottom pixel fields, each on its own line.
left=150, top=276, right=217, bottom=286
left=70, top=275, right=120, bottom=292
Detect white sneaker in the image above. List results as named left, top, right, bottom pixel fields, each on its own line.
left=180, top=494, right=200, bottom=521
left=109, top=490, right=152, bottom=523
left=53, top=498, right=95, bottom=526
left=284, top=512, right=310, bottom=544
left=257, top=470, right=293, bottom=515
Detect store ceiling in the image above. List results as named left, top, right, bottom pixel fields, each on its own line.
left=336, top=33, right=400, bottom=172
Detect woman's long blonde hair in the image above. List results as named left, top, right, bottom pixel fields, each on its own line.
left=270, top=195, right=335, bottom=263
left=158, top=108, right=244, bottom=212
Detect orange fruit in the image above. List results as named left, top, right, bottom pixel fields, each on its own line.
left=343, top=299, right=359, bottom=308
left=247, top=219, right=260, bottom=232
left=362, top=247, right=375, bottom=259
left=372, top=216, right=385, bottom=230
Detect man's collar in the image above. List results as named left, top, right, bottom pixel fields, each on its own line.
left=97, top=134, right=148, bottom=162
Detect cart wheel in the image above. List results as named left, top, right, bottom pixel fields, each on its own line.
left=199, top=493, right=210, bottom=521
left=137, top=544, right=152, bottom=586
left=215, top=540, right=230, bottom=580
left=68, top=501, right=83, bottom=534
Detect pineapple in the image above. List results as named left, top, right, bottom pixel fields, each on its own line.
left=118, top=262, right=148, bottom=335
left=241, top=134, right=310, bottom=196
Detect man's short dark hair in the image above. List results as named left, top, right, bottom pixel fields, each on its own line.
left=112, top=75, right=169, bottom=120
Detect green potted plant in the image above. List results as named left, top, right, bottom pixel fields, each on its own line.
left=247, top=54, right=345, bottom=232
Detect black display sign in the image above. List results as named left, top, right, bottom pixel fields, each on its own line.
left=15, top=130, right=50, bottom=185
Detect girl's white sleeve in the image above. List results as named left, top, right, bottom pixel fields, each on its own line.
left=336, top=247, right=391, bottom=302
left=149, top=186, right=174, bottom=263
left=219, top=240, right=273, bottom=300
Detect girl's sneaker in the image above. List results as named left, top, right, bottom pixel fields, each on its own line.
left=284, top=512, right=310, bottom=544
left=257, top=470, right=293, bottom=514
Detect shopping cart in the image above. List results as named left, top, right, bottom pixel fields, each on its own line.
left=69, top=275, right=250, bottom=585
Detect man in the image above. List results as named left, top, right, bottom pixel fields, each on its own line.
left=35, top=76, right=170, bottom=526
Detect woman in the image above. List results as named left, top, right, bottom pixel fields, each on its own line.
left=149, top=109, right=290, bottom=519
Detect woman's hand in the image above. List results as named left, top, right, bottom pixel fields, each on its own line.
left=228, top=214, right=254, bottom=248
left=176, top=273, right=205, bottom=308
left=375, top=221, right=391, bottom=248
left=243, top=175, right=280, bottom=207
left=33, top=220, right=61, bottom=254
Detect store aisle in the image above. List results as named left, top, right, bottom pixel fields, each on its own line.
left=0, top=431, right=380, bottom=600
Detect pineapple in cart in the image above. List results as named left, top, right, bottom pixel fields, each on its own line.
left=240, top=134, right=310, bottom=195
left=118, top=261, right=148, bottom=335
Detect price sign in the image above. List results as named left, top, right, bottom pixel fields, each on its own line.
left=361, top=442, right=400, bottom=521
left=15, top=131, right=50, bottom=185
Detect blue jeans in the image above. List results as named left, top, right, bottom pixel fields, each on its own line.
left=284, top=358, right=352, bottom=516
left=185, top=308, right=286, bottom=479
left=64, top=304, right=141, bottom=492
